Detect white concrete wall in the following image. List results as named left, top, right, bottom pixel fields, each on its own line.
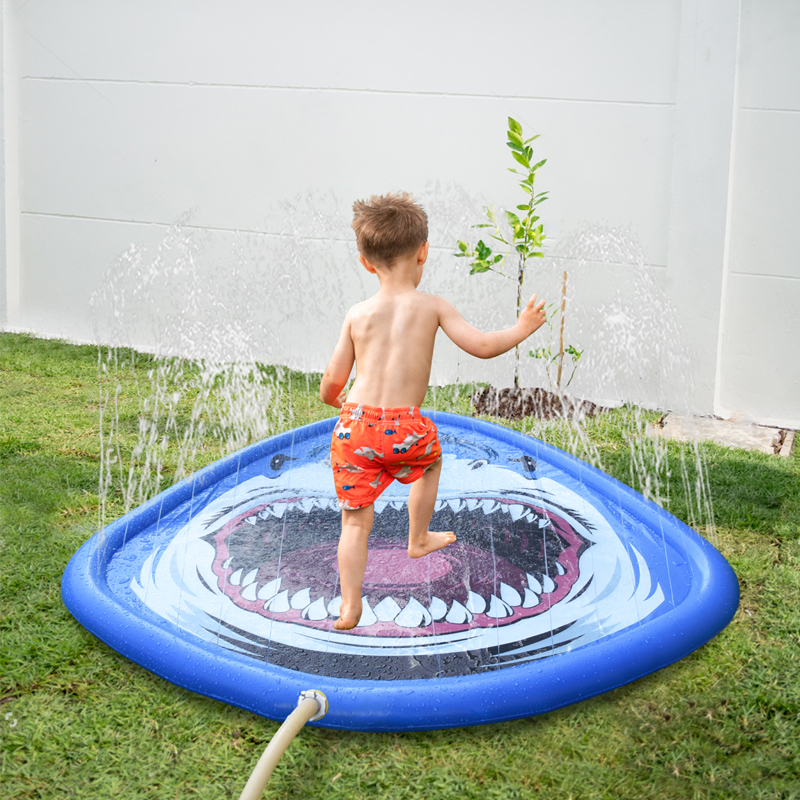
left=2, top=1, right=798, bottom=426
left=715, top=0, right=800, bottom=428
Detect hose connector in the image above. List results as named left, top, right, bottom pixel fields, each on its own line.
left=298, top=689, right=328, bottom=721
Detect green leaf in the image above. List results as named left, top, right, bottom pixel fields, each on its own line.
left=528, top=346, right=555, bottom=362
left=470, top=264, right=490, bottom=274
left=516, top=204, right=530, bottom=211
left=506, top=141, right=525, bottom=154
left=507, top=130, right=524, bottom=148
left=511, top=151, right=530, bottom=168
left=508, top=117, right=523, bottom=136
left=530, top=159, right=547, bottom=171
left=565, top=345, right=583, bottom=361
left=524, top=134, right=540, bottom=143
left=524, top=146, right=533, bottom=161
left=457, top=240, right=469, bottom=253
left=519, top=184, right=532, bottom=194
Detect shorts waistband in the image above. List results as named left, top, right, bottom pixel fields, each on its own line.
left=340, top=402, right=422, bottom=422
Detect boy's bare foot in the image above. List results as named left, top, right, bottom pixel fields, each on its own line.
left=408, top=530, right=456, bottom=559
left=333, top=602, right=362, bottom=631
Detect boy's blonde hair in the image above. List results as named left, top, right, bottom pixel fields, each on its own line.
left=351, top=192, right=428, bottom=266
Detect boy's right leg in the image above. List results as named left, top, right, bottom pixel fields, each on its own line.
left=334, top=504, right=374, bottom=630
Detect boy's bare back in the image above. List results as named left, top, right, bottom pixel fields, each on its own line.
left=320, top=240, right=546, bottom=410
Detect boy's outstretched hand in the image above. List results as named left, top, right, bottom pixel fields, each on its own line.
left=519, top=294, right=547, bottom=336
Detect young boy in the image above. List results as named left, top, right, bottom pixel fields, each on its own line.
left=320, top=193, right=546, bottom=630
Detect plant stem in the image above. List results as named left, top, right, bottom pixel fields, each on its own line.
left=514, top=250, right=525, bottom=389
left=557, top=270, right=567, bottom=393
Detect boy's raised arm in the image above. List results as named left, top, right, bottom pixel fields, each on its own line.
left=320, top=314, right=355, bottom=408
left=437, top=293, right=546, bottom=359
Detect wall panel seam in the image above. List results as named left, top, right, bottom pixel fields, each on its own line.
left=20, top=211, right=669, bottom=270
left=739, top=106, right=800, bottom=114
left=727, top=272, right=800, bottom=282
left=19, top=76, right=676, bottom=107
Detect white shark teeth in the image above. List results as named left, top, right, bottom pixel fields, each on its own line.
left=526, top=573, right=543, bottom=594
left=465, top=591, right=486, bottom=615
left=499, top=582, right=522, bottom=607
left=302, top=597, right=328, bottom=621
left=434, top=500, right=446, bottom=512
left=395, top=597, right=432, bottom=628
left=527, top=572, right=556, bottom=594
left=228, top=568, right=243, bottom=586
left=556, top=561, right=566, bottom=576
left=538, top=516, right=551, bottom=528
left=222, top=557, right=233, bottom=569
left=523, top=588, right=541, bottom=608
left=447, top=499, right=464, bottom=513
left=429, top=596, right=448, bottom=621
left=242, top=568, right=258, bottom=587
left=486, top=594, right=513, bottom=618
left=374, top=499, right=389, bottom=513
left=265, top=589, right=290, bottom=613
left=327, top=596, right=342, bottom=617
left=357, top=598, right=377, bottom=627
left=445, top=600, right=473, bottom=624
left=481, top=500, right=500, bottom=515
left=290, top=588, right=311, bottom=609
left=257, top=578, right=281, bottom=601
left=465, top=498, right=481, bottom=512
left=509, top=504, right=526, bottom=522
left=240, top=582, right=258, bottom=602
left=374, top=597, right=402, bottom=622
left=252, top=497, right=339, bottom=518
left=237, top=569, right=259, bottom=599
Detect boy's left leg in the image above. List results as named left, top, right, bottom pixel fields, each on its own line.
left=334, top=504, right=374, bottom=630
left=407, top=457, right=456, bottom=558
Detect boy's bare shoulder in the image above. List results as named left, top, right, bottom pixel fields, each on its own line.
left=419, top=291, right=455, bottom=318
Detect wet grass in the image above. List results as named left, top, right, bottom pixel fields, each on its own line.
left=1, top=332, right=799, bottom=799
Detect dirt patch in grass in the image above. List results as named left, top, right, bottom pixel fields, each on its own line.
left=471, top=385, right=607, bottom=420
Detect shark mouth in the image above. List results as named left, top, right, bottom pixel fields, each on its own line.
left=202, top=489, right=592, bottom=638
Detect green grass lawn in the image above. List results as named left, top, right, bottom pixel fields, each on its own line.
left=1, top=332, right=799, bottom=800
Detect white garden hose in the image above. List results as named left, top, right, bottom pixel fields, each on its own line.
left=237, top=690, right=328, bottom=800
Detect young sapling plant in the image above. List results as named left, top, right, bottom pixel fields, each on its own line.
left=456, top=117, right=580, bottom=392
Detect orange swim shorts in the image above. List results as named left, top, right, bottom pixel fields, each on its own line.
left=330, top=403, right=442, bottom=510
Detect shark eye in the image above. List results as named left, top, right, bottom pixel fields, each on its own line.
left=468, top=459, right=488, bottom=470
left=270, top=454, right=297, bottom=471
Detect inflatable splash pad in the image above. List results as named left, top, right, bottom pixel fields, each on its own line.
left=62, top=411, right=739, bottom=732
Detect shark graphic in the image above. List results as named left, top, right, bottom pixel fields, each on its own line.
left=131, top=449, right=664, bottom=679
